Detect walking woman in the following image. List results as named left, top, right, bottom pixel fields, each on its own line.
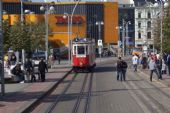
left=149, top=58, right=159, bottom=82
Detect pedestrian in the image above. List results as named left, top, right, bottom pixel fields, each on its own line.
left=116, top=57, right=122, bottom=81
left=141, top=54, right=147, bottom=69
left=49, top=54, right=55, bottom=68
left=10, top=53, right=17, bottom=65
left=162, top=60, right=167, bottom=75
left=155, top=56, right=163, bottom=80
left=149, top=58, right=159, bottom=82
left=121, top=59, right=128, bottom=81
left=167, top=53, right=170, bottom=76
left=38, top=58, right=48, bottom=82
left=132, top=54, right=139, bottom=72
left=57, top=54, right=61, bottom=65
left=25, top=58, right=36, bottom=82
left=11, top=64, right=25, bottom=83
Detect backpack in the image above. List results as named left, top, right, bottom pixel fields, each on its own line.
left=121, top=61, right=128, bottom=68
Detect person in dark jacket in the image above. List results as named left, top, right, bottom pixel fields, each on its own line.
left=121, top=60, right=128, bottom=81
left=38, top=58, right=48, bottom=82
left=116, top=57, right=122, bottom=81
left=25, top=58, right=36, bottom=82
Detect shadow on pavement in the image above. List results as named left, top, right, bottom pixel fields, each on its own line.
left=94, top=66, right=116, bottom=73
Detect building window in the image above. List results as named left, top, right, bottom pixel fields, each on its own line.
left=148, top=12, right=151, bottom=18
left=147, top=32, right=151, bottom=39
left=138, top=32, right=141, bottom=39
left=147, top=21, right=151, bottom=28
left=138, top=22, right=141, bottom=28
left=138, top=12, right=141, bottom=18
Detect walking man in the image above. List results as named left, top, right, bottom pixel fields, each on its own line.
left=38, top=58, right=48, bottom=82
left=25, top=58, right=33, bottom=82
left=121, top=59, right=128, bottom=81
left=132, top=54, right=139, bottom=72
left=116, top=57, right=122, bottom=81
left=149, top=58, right=159, bottom=82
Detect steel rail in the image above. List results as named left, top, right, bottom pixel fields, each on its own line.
left=45, top=72, right=78, bottom=113
left=84, top=73, right=93, bottom=113
left=72, top=74, right=89, bottom=113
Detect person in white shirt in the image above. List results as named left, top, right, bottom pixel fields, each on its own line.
left=132, top=54, right=139, bottom=72
left=162, top=60, right=166, bottom=74
left=149, top=58, right=159, bottom=82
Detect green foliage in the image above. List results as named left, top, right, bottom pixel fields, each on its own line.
left=162, top=3, right=170, bottom=53
left=29, top=22, right=46, bottom=52
left=8, top=22, right=30, bottom=51
left=2, top=20, right=48, bottom=54
left=153, top=2, right=170, bottom=53
left=3, top=19, right=11, bottom=52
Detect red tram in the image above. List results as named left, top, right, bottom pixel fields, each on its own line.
left=72, top=38, right=96, bottom=72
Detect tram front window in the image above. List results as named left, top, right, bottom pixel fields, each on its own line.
left=77, top=46, right=85, bottom=55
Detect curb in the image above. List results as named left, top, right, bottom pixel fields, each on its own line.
left=14, top=68, right=73, bottom=113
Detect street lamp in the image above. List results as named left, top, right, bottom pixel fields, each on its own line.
left=96, top=21, right=104, bottom=60
left=63, top=13, right=71, bottom=64
left=40, top=5, right=54, bottom=63
left=116, top=26, right=122, bottom=57
left=125, top=21, right=131, bottom=55
left=154, top=0, right=169, bottom=55
left=122, top=19, right=131, bottom=57
left=20, top=0, right=24, bottom=23
left=70, top=0, right=80, bottom=64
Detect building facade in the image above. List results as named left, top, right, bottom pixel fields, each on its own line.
left=135, top=2, right=159, bottom=51
left=2, top=0, right=118, bottom=49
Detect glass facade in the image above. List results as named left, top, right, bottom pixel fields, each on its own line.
left=3, top=2, right=104, bottom=43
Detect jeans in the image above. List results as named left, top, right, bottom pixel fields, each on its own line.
left=133, top=64, right=137, bottom=72
left=122, top=69, right=126, bottom=81
left=117, top=70, right=122, bottom=81
left=150, top=69, right=159, bottom=81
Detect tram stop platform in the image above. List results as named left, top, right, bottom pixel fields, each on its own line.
left=0, top=61, right=72, bottom=113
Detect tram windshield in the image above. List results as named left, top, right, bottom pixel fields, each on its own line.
left=77, top=46, right=85, bottom=55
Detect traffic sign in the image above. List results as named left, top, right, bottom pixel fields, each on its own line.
left=98, top=39, right=103, bottom=46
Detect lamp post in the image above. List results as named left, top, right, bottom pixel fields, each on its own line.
left=70, top=0, right=80, bottom=64
left=125, top=21, right=131, bottom=55
left=40, top=5, right=54, bottom=63
left=63, top=13, right=71, bottom=64
left=122, top=19, right=125, bottom=57
left=0, top=0, right=5, bottom=96
left=20, top=0, right=24, bottom=23
left=96, top=21, right=104, bottom=60
left=154, top=0, right=169, bottom=55
left=116, top=26, right=122, bottom=57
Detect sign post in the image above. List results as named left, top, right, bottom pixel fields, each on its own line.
left=98, top=39, right=103, bottom=62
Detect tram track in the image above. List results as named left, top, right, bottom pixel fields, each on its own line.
left=125, top=70, right=170, bottom=113
left=45, top=72, right=78, bottom=113
left=30, top=71, right=94, bottom=113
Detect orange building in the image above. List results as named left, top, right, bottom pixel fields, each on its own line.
left=2, top=1, right=118, bottom=49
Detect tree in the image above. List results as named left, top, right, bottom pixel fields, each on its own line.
left=29, top=22, right=46, bottom=52
left=8, top=22, right=30, bottom=52
left=3, top=19, right=11, bottom=52
left=153, top=2, right=170, bottom=53
left=162, top=3, right=170, bottom=53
